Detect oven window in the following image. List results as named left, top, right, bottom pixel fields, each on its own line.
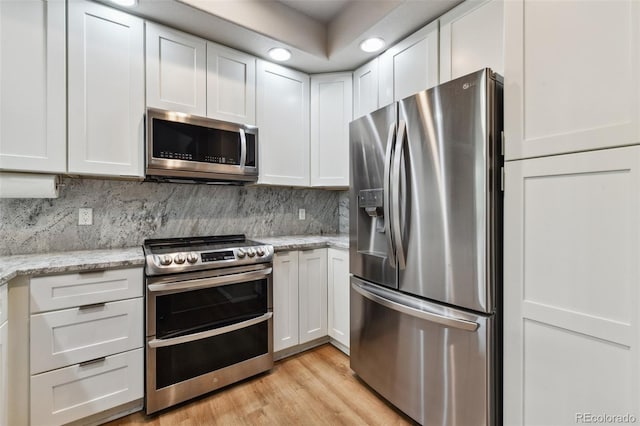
left=155, top=278, right=268, bottom=339
left=155, top=321, right=268, bottom=389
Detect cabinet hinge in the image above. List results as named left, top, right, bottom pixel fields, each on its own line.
left=500, top=167, right=505, bottom=192
left=501, top=131, right=505, bottom=156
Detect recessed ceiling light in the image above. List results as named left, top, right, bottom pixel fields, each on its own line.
left=268, top=48, right=292, bottom=62
left=109, top=0, right=137, bottom=6
left=360, top=37, right=385, bottom=53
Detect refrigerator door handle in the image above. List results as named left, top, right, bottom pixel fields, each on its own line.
left=391, top=119, right=407, bottom=270
left=351, top=281, right=480, bottom=332
left=383, top=123, right=397, bottom=267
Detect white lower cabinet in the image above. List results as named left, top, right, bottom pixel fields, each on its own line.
left=504, top=146, right=640, bottom=425
left=0, top=313, right=7, bottom=426
left=30, top=349, right=143, bottom=426
left=273, top=249, right=327, bottom=352
left=327, top=248, right=349, bottom=352
left=29, top=268, right=144, bottom=425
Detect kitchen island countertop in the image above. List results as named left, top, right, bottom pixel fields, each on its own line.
left=0, top=234, right=349, bottom=284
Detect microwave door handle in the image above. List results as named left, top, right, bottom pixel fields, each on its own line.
left=391, top=119, right=407, bottom=270
left=383, top=123, right=397, bottom=267
left=239, top=129, right=247, bottom=168
left=148, top=312, right=273, bottom=348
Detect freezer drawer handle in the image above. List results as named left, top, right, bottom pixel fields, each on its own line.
left=352, top=282, right=479, bottom=332
left=148, top=312, right=273, bottom=348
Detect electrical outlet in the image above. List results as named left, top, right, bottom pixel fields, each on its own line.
left=78, top=208, right=93, bottom=226
left=298, top=208, right=306, bottom=220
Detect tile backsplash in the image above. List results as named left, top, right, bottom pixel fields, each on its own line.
left=0, top=177, right=341, bottom=256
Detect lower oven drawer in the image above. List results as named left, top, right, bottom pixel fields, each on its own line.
left=31, top=348, right=143, bottom=426
left=30, top=298, right=143, bottom=374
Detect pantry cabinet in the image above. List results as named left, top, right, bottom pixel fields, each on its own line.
left=378, top=20, right=439, bottom=104
left=273, top=249, right=328, bottom=351
left=256, top=60, right=310, bottom=186
left=310, top=73, right=352, bottom=187
left=439, top=0, right=504, bottom=83
left=504, top=0, right=640, bottom=160
left=327, top=248, right=349, bottom=352
left=0, top=0, right=66, bottom=173
left=146, top=22, right=207, bottom=116
left=503, top=147, right=640, bottom=425
left=207, top=42, right=256, bottom=125
left=67, top=0, right=144, bottom=177
left=353, top=58, right=379, bottom=119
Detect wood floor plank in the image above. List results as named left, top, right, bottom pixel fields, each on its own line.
left=106, top=344, right=413, bottom=426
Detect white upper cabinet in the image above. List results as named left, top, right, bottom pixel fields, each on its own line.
left=504, top=0, right=640, bottom=160
left=503, top=147, right=640, bottom=426
left=310, top=73, right=352, bottom=187
left=353, top=58, right=379, bottom=119
left=67, top=0, right=144, bottom=177
left=256, top=60, right=310, bottom=186
left=439, top=0, right=504, bottom=83
left=146, top=23, right=206, bottom=116
left=378, top=20, right=439, bottom=103
left=0, top=0, right=65, bottom=173
left=206, top=42, right=256, bottom=125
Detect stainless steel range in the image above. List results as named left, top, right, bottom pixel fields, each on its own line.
left=143, top=235, right=274, bottom=414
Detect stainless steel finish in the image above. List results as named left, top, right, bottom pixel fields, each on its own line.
left=351, top=278, right=479, bottom=332
left=349, top=103, right=398, bottom=289
left=147, top=267, right=272, bottom=294
left=397, top=69, right=499, bottom=313
left=391, top=119, right=407, bottom=270
left=237, top=248, right=246, bottom=258
left=145, top=107, right=258, bottom=183
left=256, top=247, right=265, bottom=256
left=145, top=322, right=273, bottom=415
left=187, top=252, right=198, bottom=263
left=148, top=312, right=273, bottom=348
left=350, top=277, right=495, bottom=426
left=247, top=248, right=256, bottom=257
left=383, top=123, right=396, bottom=267
left=173, top=253, right=186, bottom=264
left=159, top=255, right=172, bottom=266
left=239, top=128, right=247, bottom=167
left=78, top=357, right=106, bottom=367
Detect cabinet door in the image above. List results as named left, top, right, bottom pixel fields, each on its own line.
left=439, top=0, right=504, bottom=83
left=378, top=20, right=439, bottom=103
left=353, top=58, right=379, bottom=119
left=0, top=0, right=65, bottom=173
left=146, top=22, right=206, bottom=116
left=207, top=42, right=256, bottom=125
left=256, top=60, right=310, bottom=186
left=505, top=0, right=640, bottom=160
left=0, top=321, right=6, bottom=426
left=310, top=73, right=352, bottom=187
left=67, top=1, right=144, bottom=177
left=273, top=251, right=299, bottom=352
left=504, top=147, right=640, bottom=426
left=327, top=248, right=349, bottom=351
left=298, top=249, right=327, bottom=344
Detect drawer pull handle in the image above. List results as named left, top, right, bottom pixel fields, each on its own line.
left=79, top=357, right=106, bottom=367
left=78, top=302, right=106, bottom=310
left=78, top=269, right=106, bottom=275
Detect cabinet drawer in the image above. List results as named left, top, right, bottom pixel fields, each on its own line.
left=0, top=284, right=7, bottom=324
left=30, top=298, right=143, bottom=375
left=31, top=348, right=143, bottom=426
left=30, top=267, right=143, bottom=313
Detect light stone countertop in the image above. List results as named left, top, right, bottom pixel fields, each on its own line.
left=0, top=234, right=349, bottom=285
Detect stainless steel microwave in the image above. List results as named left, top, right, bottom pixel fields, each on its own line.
left=145, top=108, right=258, bottom=183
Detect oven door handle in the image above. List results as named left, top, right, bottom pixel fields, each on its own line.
left=148, top=312, right=273, bottom=348
left=147, top=268, right=272, bottom=294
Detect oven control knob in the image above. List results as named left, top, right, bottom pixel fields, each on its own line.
left=159, top=255, right=173, bottom=266
left=237, top=248, right=246, bottom=258
left=247, top=248, right=256, bottom=258
left=174, top=253, right=186, bottom=264
left=256, top=247, right=265, bottom=256
left=186, top=252, right=199, bottom=264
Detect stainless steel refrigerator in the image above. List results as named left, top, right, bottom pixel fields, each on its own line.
left=349, top=68, right=503, bottom=426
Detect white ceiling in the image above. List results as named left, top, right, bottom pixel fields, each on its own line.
left=102, top=0, right=464, bottom=73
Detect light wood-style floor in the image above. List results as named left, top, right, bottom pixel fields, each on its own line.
left=106, top=344, right=414, bottom=426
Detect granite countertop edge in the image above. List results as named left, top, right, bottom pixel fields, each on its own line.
left=0, top=234, right=349, bottom=285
